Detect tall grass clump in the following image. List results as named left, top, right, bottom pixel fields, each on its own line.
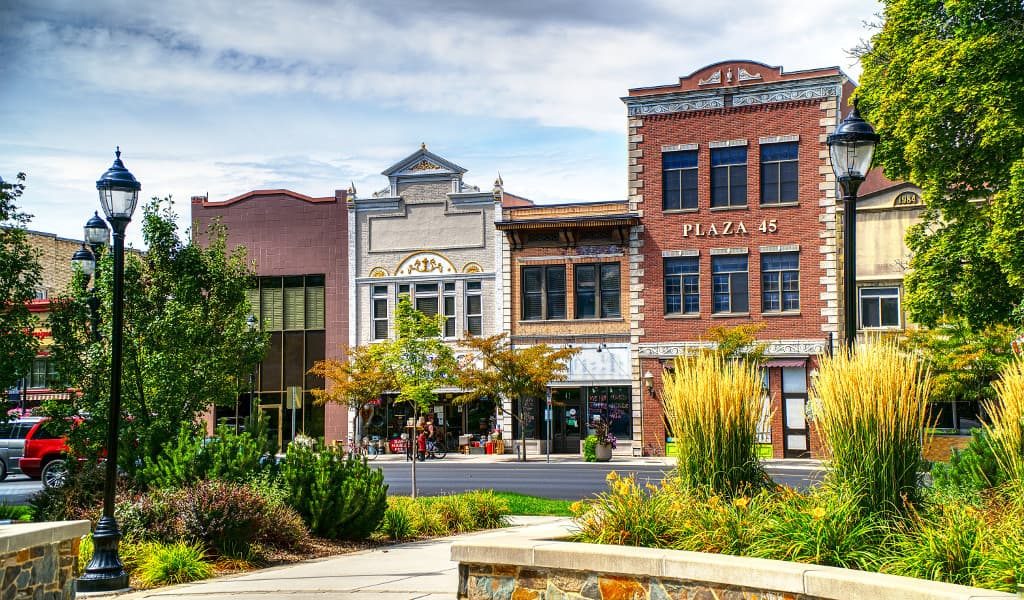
left=812, top=338, right=931, bottom=515
left=662, top=352, right=772, bottom=497
left=984, top=358, right=1024, bottom=483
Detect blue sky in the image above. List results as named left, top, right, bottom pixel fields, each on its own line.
left=0, top=0, right=880, bottom=247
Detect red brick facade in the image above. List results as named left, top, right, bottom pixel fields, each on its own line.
left=625, top=61, right=852, bottom=458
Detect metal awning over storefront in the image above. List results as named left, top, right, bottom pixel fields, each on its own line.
left=764, top=358, right=808, bottom=368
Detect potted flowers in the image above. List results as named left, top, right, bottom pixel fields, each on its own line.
left=589, top=419, right=616, bottom=462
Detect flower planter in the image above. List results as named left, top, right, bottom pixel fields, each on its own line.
left=595, top=443, right=612, bottom=462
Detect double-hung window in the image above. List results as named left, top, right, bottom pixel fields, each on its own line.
left=662, top=150, right=698, bottom=211
left=712, top=255, right=749, bottom=313
left=574, top=263, right=621, bottom=319
left=521, top=266, right=566, bottom=320
left=414, top=283, right=439, bottom=317
left=465, top=281, right=483, bottom=335
left=760, top=142, right=799, bottom=204
left=664, top=257, right=699, bottom=315
left=711, top=146, right=747, bottom=208
left=443, top=282, right=456, bottom=337
left=761, top=252, right=800, bottom=312
left=860, top=287, right=901, bottom=329
left=371, top=285, right=389, bottom=340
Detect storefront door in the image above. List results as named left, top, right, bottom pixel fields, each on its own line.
left=552, top=389, right=582, bottom=453
left=781, top=367, right=810, bottom=458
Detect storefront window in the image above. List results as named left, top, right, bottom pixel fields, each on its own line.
left=586, top=386, right=631, bottom=439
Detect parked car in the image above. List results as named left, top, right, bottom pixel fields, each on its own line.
left=19, top=419, right=71, bottom=489
left=0, top=417, right=43, bottom=480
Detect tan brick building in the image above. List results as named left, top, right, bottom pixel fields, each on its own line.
left=623, top=61, right=856, bottom=458
left=496, top=200, right=639, bottom=454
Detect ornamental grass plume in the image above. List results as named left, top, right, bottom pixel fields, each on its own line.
left=812, top=338, right=931, bottom=516
left=984, top=358, right=1024, bottom=483
left=662, top=352, right=772, bottom=498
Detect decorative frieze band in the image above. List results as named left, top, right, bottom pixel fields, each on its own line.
left=733, top=84, right=843, bottom=108
left=638, top=339, right=829, bottom=358
left=624, top=82, right=843, bottom=117
left=626, top=96, right=724, bottom=117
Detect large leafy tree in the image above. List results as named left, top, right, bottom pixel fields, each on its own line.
left=855, top=0, right=1024, bottom=329
left=455, top=334, right=577, bottom=461
left=45, top=198, right=266, bottom=478
left=0, top=173, right=41, bottom=392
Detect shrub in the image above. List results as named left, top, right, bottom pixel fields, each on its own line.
left=582, top=435, right=598, bottom=462
left=116, top=489, right=183, bottom=543
left=381, top=503, right=415, bottom=540
left=30, top=461, right=113, bottom=523
left=135, top=542, right=213, bottom=588
left=662, top=353, right=772, bottom=498
left=141, top=426, right=266, bottom=489
left=280, top=440, right=387, bottom=540
left=931, top=429, right=1008, bottom=501
left=426, top=494, right=474, bottom=533
left=463, top=490, right=510, bottom=529
left=751, top=484, right=886, bottom=570
left=813, top=339, right=931, bottom=516
left=984, top=358, right=1024, bottom=483
left=177, top=480, right=268, bottom=558
left=0, top=502, right=32, bottom=522
left=882, top=502, right=988, bottom=585
left=573, top=471, right=676, bottom=548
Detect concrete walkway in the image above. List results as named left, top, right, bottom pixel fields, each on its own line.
left=112, top=516, right=570, bottom=600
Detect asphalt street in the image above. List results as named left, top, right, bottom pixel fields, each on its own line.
left=0, top=460, right=822, bottom=505
left=376, top=460, right=822, bottom=499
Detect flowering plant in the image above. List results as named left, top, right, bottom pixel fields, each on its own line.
left=594, top=420, right=617, bottom=449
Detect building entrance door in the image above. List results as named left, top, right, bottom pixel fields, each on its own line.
left=781, top=367, right=810, bottom=458
left=552, top=388, right=582, bottom=453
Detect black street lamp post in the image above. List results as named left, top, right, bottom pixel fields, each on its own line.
left=77, top=147, right=140, bottom=594
left=70, top=244, right=101, bottom=341
left=827, top=102, right=879, bottom=352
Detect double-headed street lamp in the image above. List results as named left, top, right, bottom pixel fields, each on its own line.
left=77, top=147, right=140, bottom=594
left=827, top=101, right=880, bottom=352
left=71, top=213, right=110, bottom=341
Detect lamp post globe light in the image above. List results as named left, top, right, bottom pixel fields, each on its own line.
left=77, top=147, right=140, bottom=594
left=827, top=102, right=879, bottom=352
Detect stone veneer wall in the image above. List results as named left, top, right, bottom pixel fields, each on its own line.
left=0, top=521, right=90, bottom=599
left=452, top=523, right=1014, bottom=600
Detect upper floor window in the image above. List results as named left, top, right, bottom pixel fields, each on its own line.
left=761, top=252, right=800, bottom=312
left=465, top=281, right=483, bottom=336
left=575, top=263, right=621, bottom=319
left=443, top=282, right=456, bottom=337
left=860, top=287, right=901, bottom=329
left=760, top=142, right=799, bottom=205
left=28, top=358, right=59, bottom=389
left=712, top=255, right=748, bottom=314
left=663, top=150, right=698, bottom=211
left=522, top=266, right=566, bottom=320
left=248, top=275, right=325, bottom=332
left=664, top=257, right=699, bottom=315
left=711, top=146, right=747, bottom=208
left=372, top=285, right=389, bottom=340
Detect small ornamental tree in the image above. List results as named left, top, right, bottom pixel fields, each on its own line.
left=0, top=173, right=41, bottom=394
left=455, top=334, right=578, bottom=461
left=309, top=343, right=395, bottom=439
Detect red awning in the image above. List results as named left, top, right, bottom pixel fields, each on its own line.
left=764, top=358, right=808, bottom=368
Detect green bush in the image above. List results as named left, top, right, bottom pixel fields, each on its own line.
left=30, top=461, right=117, bottom=523
left=573, top=472, right=676, bottom=548
left=135, top=542, right=213, bottom=588
left=280, top=440, right=387, bottom=540
left=882, top=502, right=987, bottom=585
left=582, top=435, right=598, bottom=462
left=462, top=490, right=510, bottom=529
left=381, top=503, right=415, bottom=540
left=141, top=426, right=266, bottom=489
left=931, top=429, right=1008, bottom=501
left=426, top=494, right=474, bottom=533
left=0, top=502, right=32, bottom=522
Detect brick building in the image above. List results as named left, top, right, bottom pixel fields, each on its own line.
left=496, top=200, right=639, bottom=454
left=191, top=189, right=349, bottom=448
left=623, top=61, right=855, bottom=458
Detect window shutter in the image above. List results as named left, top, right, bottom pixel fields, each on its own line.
left=284, top=287, right=305, bottom=330
left=305, top=285, right=325, bottom=329
left=245, top=288, right=260, bottom=323
left=261, top=286, right=283, bottom=330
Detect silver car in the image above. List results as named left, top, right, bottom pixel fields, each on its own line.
left=0, top=418, right=41, bottom=480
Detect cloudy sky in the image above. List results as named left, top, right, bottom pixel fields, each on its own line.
left=0, top=0, right=880, bottom=247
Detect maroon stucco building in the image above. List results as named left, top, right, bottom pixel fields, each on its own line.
left=192, top=189, right=349, bottom=447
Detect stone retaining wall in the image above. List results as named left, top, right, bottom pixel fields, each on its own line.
left=452, top=522, right=1014, bottom=600
left=0, top=521, right=90, bottom=599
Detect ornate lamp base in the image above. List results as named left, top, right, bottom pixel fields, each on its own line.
left=77, top=516, right=129, bottom=593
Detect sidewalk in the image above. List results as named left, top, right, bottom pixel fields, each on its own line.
left=367, top=451, right=823, bottom=470
left=110, top=516, right=569, bottom=600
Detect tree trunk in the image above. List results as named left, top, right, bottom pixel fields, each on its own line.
left=411, top=404, right=418, bottom=499
left=519, top=394, right=527, bottom=462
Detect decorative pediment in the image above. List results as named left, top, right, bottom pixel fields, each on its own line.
left=382, top=146, right=468, bottom=178
left=395, top=252, right=458, bottom=276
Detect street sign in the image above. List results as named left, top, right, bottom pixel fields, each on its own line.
left=544, top=408, right=552, bottom=421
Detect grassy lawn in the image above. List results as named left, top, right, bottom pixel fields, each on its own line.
left=491, top=491, right=573, bottom=516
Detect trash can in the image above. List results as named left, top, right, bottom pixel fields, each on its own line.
left=485, top=441, right=494, bottom=454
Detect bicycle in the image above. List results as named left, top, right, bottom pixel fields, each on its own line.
left=426, top=439, right=447, bottom=459
left=347, top=437, right=381, bottom=460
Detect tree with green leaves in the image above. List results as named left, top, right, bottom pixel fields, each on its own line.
left=45, top=197, right=266, bottom=480
left=855, top=0, right=1024, bottom=329
left=0, top=173, right=41, bottom=393
left=455, top=334, right=577, bottom=461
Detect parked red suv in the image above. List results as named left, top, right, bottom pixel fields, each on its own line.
left=18, top=419, right=71, bottom=488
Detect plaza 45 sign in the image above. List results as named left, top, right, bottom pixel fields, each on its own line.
left=682, top=219, right=778, bottom=238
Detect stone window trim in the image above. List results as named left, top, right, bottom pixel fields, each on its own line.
left=660, top=143, right=699, bottom=153
left=709, top=139, right=748, bottom=148
left=662, top=249, right=700, bottom=258
left=759, top=244, right=801, bottom=253
left=710, top=247, right=749, bottom=255
left=758, top=134, right=800, bottom=145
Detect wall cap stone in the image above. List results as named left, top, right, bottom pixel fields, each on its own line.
left=0, top=520, right=90, bottom=554
left=451, top=521, right=1015, bottom=600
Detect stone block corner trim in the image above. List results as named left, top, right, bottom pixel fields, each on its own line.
left=0, top=520, right=90, bottom=600
left=451, top=524, right=1015, bottom=600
